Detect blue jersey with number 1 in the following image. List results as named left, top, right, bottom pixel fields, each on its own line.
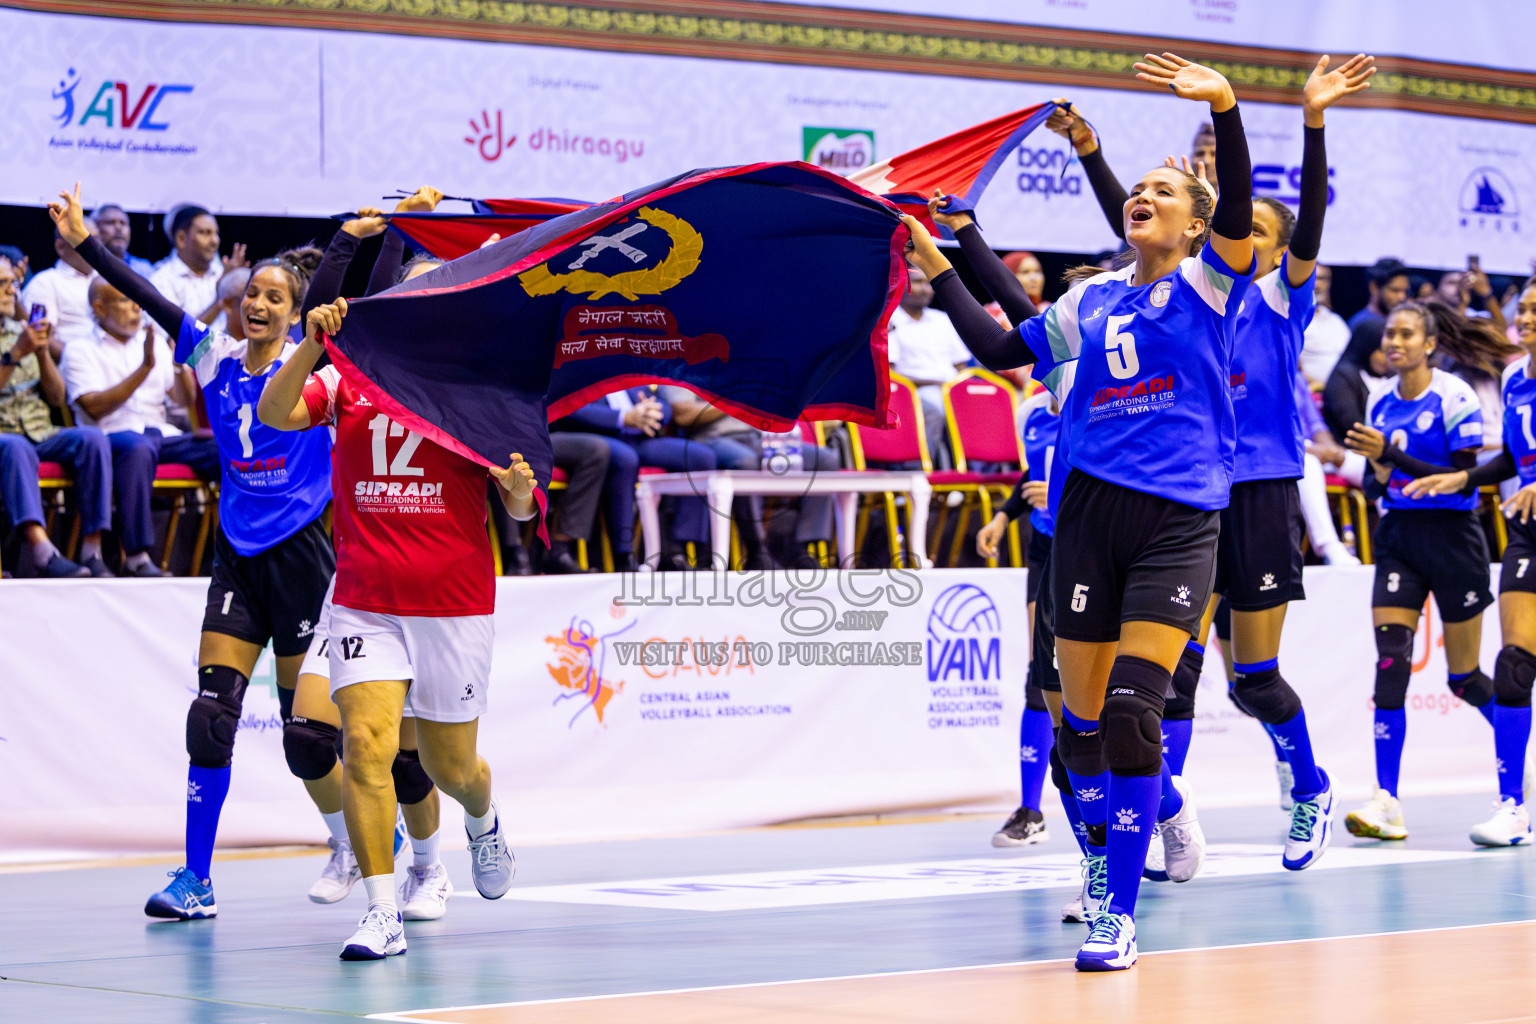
left=177, top=317, right=334, bottom=556
left=1022, top=240, right=1254, bottom=511
left=1502, top=356, right=1536, bottom=488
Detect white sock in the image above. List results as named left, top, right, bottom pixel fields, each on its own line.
left=322, top=810, right=348, bottom=844
left=465, top=803, right=497, bottom=840
left=1298, top=455, right=1344, bottom=552
left=362, top=873, right=397, bottom=912
left=124, top=550, right=152, bottom=569
left=79, top=537, right=102, bottom=561
left=411, top=828, right=440, bottom=869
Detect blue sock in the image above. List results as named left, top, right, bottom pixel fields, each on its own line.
left=185, top=764, right=231, bottom=882
left=1269, top=709, right=1324, bottom=798
left=1373, top=708, right=1406, bottom=797
left=1018, top=708, right=1054, bottom=813
left=1157, top=761, right=1184, bottom=822
left=1450, top=670, right=1496, bottom=726
left=1058, top=782, right=1088, bottom=856
left=1106, top=773, right=1162, bottom=918
left=1476, top=702, right=1497, bottom=727
left=1494, top=703, right=1533, bottom=802
left=1262, top=723, right=1289, bottom=762
left=1162, top=718, right=1194, bottom=776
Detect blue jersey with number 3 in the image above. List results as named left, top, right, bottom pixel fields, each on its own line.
left=177, top=317, right=334, bottom=556
left=1022, top=241, right=1253, bottom=511
left=1365, top=368, right=1483, bottom=513
left=1019, top=391, right=1060, bottom=537
left=1502, top=356, right=1536, bottom=488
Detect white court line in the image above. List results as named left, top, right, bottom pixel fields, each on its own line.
left=365, top=918, right=1536, bottom=1021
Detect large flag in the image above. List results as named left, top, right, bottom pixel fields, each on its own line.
left=325, top=162, right=910, bottom=526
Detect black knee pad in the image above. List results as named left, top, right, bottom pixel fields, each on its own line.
left=1024, top=675, right=1048, bottom=713
left=1164, top=645, right=1203, bottom=721
left=1495, top=645, right=1536, bottom=708
left=1231, top=665, right=1303, bottom=725
left=1049, top=736, right=1073, bottom=796
left=1373, top=623, right=1415, bottom=711
left=1055, top=718, right=1107, bottom=779
left=277, top=684, right=295, bottom=725
left=1101, top=656, right=1169, bottom=777
left=283, top=716, right=340, bottom=781
left=392, top=748, right=435, bottom=805
left=1448, top=668, right=1494, bottom=708
left=186, top=665, right=248, bottom=769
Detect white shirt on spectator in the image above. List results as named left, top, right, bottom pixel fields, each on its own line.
left=888, top=306, right=970, bottom=386
left=150, top=252, right=223, bottom=330
left=60, top=323, right=180, bottom=436
left=1300, top=304, right=1350, bottom=385
left=19, top=262, right=95, bottom=350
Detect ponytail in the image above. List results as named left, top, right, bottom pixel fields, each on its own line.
left=252, top=245, right=323, bottom=308
left=1394, top=298, right=1519, bottom=379
left=1064, top=168, right=1214, bottom=287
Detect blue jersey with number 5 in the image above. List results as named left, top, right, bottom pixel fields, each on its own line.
left=177, top=317, right=333, bottom=555
left=1022, top=241, right=1253, bottom=510
left=1502, top=356, right=1536, bottom=488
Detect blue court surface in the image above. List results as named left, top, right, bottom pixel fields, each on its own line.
left=2, top=794, right=1534, bottom=1023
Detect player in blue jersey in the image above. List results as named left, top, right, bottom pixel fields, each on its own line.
left=1341, top=299, right=1518, bottom=842
left=905, top=53, right=1256, bottom=971
left=1401, top=279, right=1536, bottom=846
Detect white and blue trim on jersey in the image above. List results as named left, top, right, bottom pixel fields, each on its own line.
left=1501, top=356, right=1536, bottom=488
left=1365, top=367, right=1484, bottom=513
left=1022, top=240, right=1254, bottom=511
left=1230, top=254, right=1317, bottom=484
left=175, top=316, right=334, bottom=556
left=1019, top=390, right=1060, bottom=538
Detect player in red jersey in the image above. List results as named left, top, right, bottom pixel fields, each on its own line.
left=258, top=298, right=538, bottom=960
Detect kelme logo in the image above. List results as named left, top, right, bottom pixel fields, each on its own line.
left=802, top=127, right=874, bottom=173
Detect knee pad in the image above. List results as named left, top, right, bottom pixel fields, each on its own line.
left=1231, top=662, right=1303, bottom=725
left=186, top=665, right=248, bottom=769
left=1164, top=644, right=1203, bottom=721
left=1048, top=736, right=1073, bottom=796
left=1495, top=645, right=1536, bottom=708
left=391, top=748, right=435, bottom=806
left=1448, top=668, right=1494, bottom=708
left=1024, top=675, right=1048, bottom=713
left=282, top=716, right=340, bottom=781
left=1055, top=717, right=1107, bottom=779
left=277, top=684, right=295, bottom=725
left=1101, top=656, right=1169, bottom=777
left=1373, top=623, right=1415, bottom=711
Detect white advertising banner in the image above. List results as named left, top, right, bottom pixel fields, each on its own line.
left=0, top=565, right=1511, bottom=862
left=2, top=7, right=1532, bottom=271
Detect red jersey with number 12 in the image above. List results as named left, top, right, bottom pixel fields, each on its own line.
left=302, top=365, right=495, bottom=616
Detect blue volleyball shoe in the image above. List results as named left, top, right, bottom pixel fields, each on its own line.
left=144, top=866, right=217, bottom=920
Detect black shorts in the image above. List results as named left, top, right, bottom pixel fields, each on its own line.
left=203, top=517, right=336, bottom=657
left=1501, top=516, right=1536, bottom=595
left=1051, top=470, right=1220, bottom=644
left=1025, top=526, right=1052, bottom=605
left=1372, top=510, right=1493, bottom=623
left=1031, top=538, right=1061, bottom=692
left=1213, top=478, right=1306, bottom=612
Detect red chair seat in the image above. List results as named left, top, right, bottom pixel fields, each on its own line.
left=1324, top=474, right=1351, bottom=489
left=928, top=470, right=1015, bottom=486
left=550, top=466, right=570, bottom=484
left=154, top=463, right=201, bottom=482
left=37, top=461, right=68, bottom=480
left=639, top=466, right=666, bottom=476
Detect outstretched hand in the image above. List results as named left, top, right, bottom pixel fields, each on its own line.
left=1401, top=470, right=1468, bottom=500
left=490, top=452, right=538, bottom=502
left=1044, top=98, right=1096, bottom=154
left=395, top=187, right=444, bottom=215
left=341, top=206, right=389, bottom=239
left=898, top=214, right=953, bottom=278
left=1164, top=155, right=1215, bottom=201
left=1302, top=54, right=1375, bottom=124
left=1134, top=53, right=1236, bottom=111
left=47, top=182, right=90, bottom=247
left=305, top=298, right=348, bottom=345
left=927, top=189, right=974, bottom=232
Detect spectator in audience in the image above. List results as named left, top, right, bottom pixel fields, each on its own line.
left=1323, top=302, right=1395, bottom=445
left=660, top=386, right=838, bottom=568
left=92, top=204, right=153, bottom=276
left=1189, top=121, right=1218, bottom=188
left=20, top=223, right=101, bottom=358
left=60, top=278, right=218, bottom=575
left=150, top=206, right=243, bottom=329
left=491, top=431, right=611, bottom=574
left=889, top=265, right=970, bottom=467
left=1437, top=267, right=1508, bottom=333
left=1350, top=258, right=1409, bottom=332
left=0, top=256, right=112, bottom=577
left=557, top=387, right=715, bottom=569
left=1300, top=264, right=1350, bottom=385
left=209, top=267, right=251, bottom=341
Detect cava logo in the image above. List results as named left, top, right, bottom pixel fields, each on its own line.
left=925, top=583, right=1001, bottom=682
left=802, top=127, right=874, bottom=173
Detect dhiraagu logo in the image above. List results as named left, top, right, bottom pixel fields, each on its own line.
left=802, top=127, right=874, bottom=173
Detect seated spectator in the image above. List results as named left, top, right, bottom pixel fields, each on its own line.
left=0, top=256, right=112, bottom=577
left=556, top=387, right=715, bottom=569
left=209, top=267, right=251, bottom=342
left=889, top=266, right=970, bottom=467
left=1300, top=264, right=1350, bottom=386
left=20, top=223, right=100, bottom=358
left=661, top=385, right=837, bottom=569
left=150, top=205, right=238, bottom=330
left=60, top=278, right=218, bottom=576
left=92, top=204, right=154, bottom=276
left=1348, top=258, right=1409, bottom=334
left=1323, top=305, right=1395, bottom=445
left=489, top=431, right=612, bottom=574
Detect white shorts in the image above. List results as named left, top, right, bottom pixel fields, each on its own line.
left=298, top=578, right=337, bottom=680
left=326, top=602, right=494, bottom=724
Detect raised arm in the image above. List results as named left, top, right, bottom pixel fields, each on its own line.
left=367, top=188, right=444, bottom=295
left=926, top=190, right=1039, bottom=327
left=1046, top=102, right=1129, bottom=241
left=48, top=183, right=186, bottom=340
left=900, top=216, right=1038, bottom=372
left=258, top=300, right=345, bottom=431
left=1288, top=55, right=1375, bottom=288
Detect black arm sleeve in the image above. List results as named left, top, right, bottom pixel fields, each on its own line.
left=1209, top=105, right=1253, bottom=243
left=1286, top=124, right=1327, bottom=263
left=1465, top=450, right=1517, bottom=488
left=1380, top=444, right=1480, bottom=479
left=74, top=235, right=186, bottom=338
left=367, top=230, right=407, bottom=296
left=929, top=269, right=1037, bottom=372
left=1322, top=364, right=1365, bottom=441
left=1001, top=476, right=1028, bottom=521
left=1077, top=147, right=1129, bottom=242
left=954, top=224, right=1037, bottom=327
left=301, top=230, right=360, bottom=321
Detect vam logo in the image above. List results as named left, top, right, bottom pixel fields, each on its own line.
left=1459, top=167, right=1520, bottom=232
left=53, top=68, right=192, bottom=131
left=925, top=583, right=1001, bottom=682
left=802, top=127, right=874, bottom=173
